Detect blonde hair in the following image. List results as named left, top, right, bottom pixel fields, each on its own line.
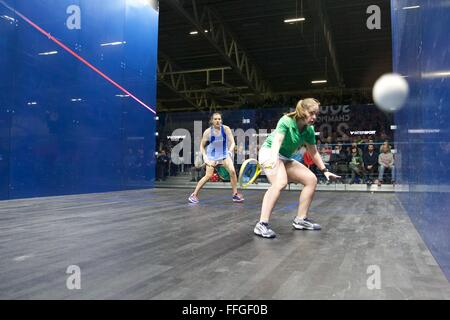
left=381, top=143, right=391, bottom=153
left=286, top=98, right=320, bottom=120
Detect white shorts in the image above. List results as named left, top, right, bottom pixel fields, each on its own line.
left=258, top=147, right=297, bottom=175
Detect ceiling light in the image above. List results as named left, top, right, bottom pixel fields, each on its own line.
left=408, top=129, right=440, bottom=134
left=189, top=31, right=198, bottom=35
left=38, top=51, right=58, bottom=55
left=100, top=41, right=126, bottom=47
left=402, top=5, right=420, bottom=10
left=1, top=15, right=16, bottom=22
left=311, top=80, right=327, bottom=84
left=421, top=71, right=450, bottom=78
left=284, top=17, right=305, bottom=23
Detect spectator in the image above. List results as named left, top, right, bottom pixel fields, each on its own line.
left=376, top=144, right=395, bottom=186
left=292, top=145, right=307, bottom=164
left=318, top=146, right=332, bottom=183
left=362, top=138, right=374, bottom=153
left=362, top=144, right=378, bottom=184
left=156, top=150, right=170, bottom=181
left=349, top=146, right=365, bottom=184
left=379, top=141, right=390, bottom=153
left=351, top=142, right=364, bottom=157
left=303, top=148, right=315, bottom=169
left=329, top=143, right=349, bottom=181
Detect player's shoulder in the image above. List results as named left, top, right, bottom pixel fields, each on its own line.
left=279, top=114, right=292, bottom=123
left=203, top=127, right=211, bottom=134
left=222, top=124, right=233, bottom=133
left=203, top=127, right=211, bottom=136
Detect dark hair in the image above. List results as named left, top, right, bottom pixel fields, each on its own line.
left=209, top=112, right=223, bottom=125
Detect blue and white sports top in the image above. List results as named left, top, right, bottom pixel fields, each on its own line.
left=206, top=125, right=228, bottom=161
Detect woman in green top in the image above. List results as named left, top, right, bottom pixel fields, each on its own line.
left=254, top=98, right=341, bottom=238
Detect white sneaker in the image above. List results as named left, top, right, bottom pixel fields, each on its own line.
left=254, top=222, right=276, bottom=238
left=292, top=217, right=321, bottom=230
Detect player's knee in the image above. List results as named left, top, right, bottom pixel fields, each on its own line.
left=273, top=180, right=288, bottom=190
left=306, top=174, right=318, bottom=187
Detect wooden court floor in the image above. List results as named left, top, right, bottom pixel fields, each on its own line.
left=1, top=188, right=449, bottom=299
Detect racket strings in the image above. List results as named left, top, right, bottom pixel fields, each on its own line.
left=242, top=164, right=257, bottom=183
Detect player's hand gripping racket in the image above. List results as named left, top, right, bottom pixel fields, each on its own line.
left=238, top=158, right=272, bottom=188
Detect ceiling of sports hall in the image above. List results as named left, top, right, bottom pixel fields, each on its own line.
left=157, top=0, right=392, bottom=112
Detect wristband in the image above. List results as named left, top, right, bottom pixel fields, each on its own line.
left=320, top=168, right=329, bottom=173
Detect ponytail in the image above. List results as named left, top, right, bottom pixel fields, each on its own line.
left=286, top=98, right=320, bottom=120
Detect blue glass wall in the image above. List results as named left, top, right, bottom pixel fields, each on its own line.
left=0, top=2, right=14, bottom=199
left=0, top=0, right=158, bottom=200
left=392, top=0, right=450, bottom=280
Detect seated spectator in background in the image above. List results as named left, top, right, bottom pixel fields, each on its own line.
left=298, top=145, right=307, bottom=162
left=362, top=138, right=375, bottom=153
left=379, top=141, right=390, bottom=153
left=302, top=149, right=323, bottom=182
left=330, top=143, right=349, bottom=181
left=323, top=144, right=333, bottom=157
left=345, top=142, right=363, bottom=158
left=362, top=144, right=378, bottom=185
left=156, top=150, right=170, bottom=181
left=376, top=144, right=395, bottom=186
left=379, top=132, right=390, bottom=144
left=291, top=146, right=305, bottom=163
left=352, top=142, right=364, bottom=157
left=349, top=146, right=365, bottom=184
left=316, top=139, right=323, bottom=152
left=318, top=146, right=332, bottom=183
left=303, top=147, right=315, bottom=169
